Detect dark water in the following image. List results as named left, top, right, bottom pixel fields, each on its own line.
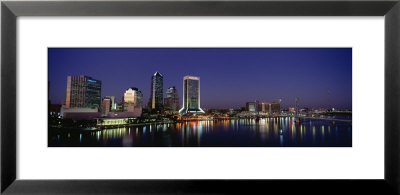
left=48, top=117, right=352, bottom=147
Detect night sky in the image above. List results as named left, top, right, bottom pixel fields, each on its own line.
left=48, top=48, right=352, bottom=109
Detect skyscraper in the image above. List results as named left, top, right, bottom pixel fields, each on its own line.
left=164, top=86, right=179, bottom=113
left=149, top=72, right=163, bottom=111
left=123, top=87, right=143, bottom=112
left=179, top=76, right=204, bottom=115
left=65, top=75, right=102, bottom=110
left=110, top=96, right=116, bottom=111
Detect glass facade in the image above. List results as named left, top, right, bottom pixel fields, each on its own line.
left=65, top=75, right=102, bottom=111
left=149, top=72, right=163, bottom=110
left=164, top=86, right=179, bottom=112
left=179, top=76, right=204, bottom=115
left=85, top=78, right=102, bottom=109
left=110, top=96, right=116, bottom=110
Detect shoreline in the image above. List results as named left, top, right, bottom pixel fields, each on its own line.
left=50, top=115, right=352, bottom=131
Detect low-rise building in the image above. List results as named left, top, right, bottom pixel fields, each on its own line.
left=96, top=117, right=134, bottom=127
left=245, top=101, right=281, bottom=114
left=61, top=107, right=100, bottom=120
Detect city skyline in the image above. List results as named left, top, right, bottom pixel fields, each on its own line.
left=48, top=48, right=352, bottom=109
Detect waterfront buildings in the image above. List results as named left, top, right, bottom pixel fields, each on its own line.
left=164, top=86, right=179, bottom=113
left=246, top=102, right=258, bottom=112
left=98, top=87, right=144, bottom=118
left=61, top=107, right=101, bottom=119
left=270, top=102, right=281, bottom=113
left=62, top=75, right=102, bottom=119
left=96, top=118, right=133, bottom=127
left=179, top=76, right=204, bottom=115
left=116, top=102, right=123, bottom=112
left=123, top=87, right=143, bottom=112
left=148, top=72, right=164, bottom=111
left=258, top=102, right=270, bottom=113
left=110, top=96, right=116, bottom=111
left=101, top=96, right=112, bottom=116
left=246, top=101, right=281, bottom=114
left=106, top=110, right=141, bottom=118
left=64, top=75, right=102, bottom=110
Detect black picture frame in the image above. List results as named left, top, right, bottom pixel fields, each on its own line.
left=2, top=0, right=400, bottom=194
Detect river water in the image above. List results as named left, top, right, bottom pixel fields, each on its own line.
left=49, top=117, right=352, bottom=147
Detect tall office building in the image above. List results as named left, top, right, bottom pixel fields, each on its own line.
left=110, top=96, right=116, bottom=111
left=179, top=76, right=204, bottom=115
left=149, top=72, right=163, bottom=111
left=101, top=96, right=112, bottom=116
left=164, top=86, right=179, bottom=112
left=123, top=87, right=143, bottom=112
left=65, top=75, right=102, bottom=110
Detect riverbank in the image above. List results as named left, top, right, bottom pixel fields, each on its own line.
left=50, top=115, right=352, bottom=131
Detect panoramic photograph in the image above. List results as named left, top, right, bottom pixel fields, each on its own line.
left=48, top=48, right=352, bottom=147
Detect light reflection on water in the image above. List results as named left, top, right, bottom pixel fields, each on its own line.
left=49, top=117, right=352, bottom=147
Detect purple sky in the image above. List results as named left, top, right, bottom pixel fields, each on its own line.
left=48, top=48, right=352, bottom=109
